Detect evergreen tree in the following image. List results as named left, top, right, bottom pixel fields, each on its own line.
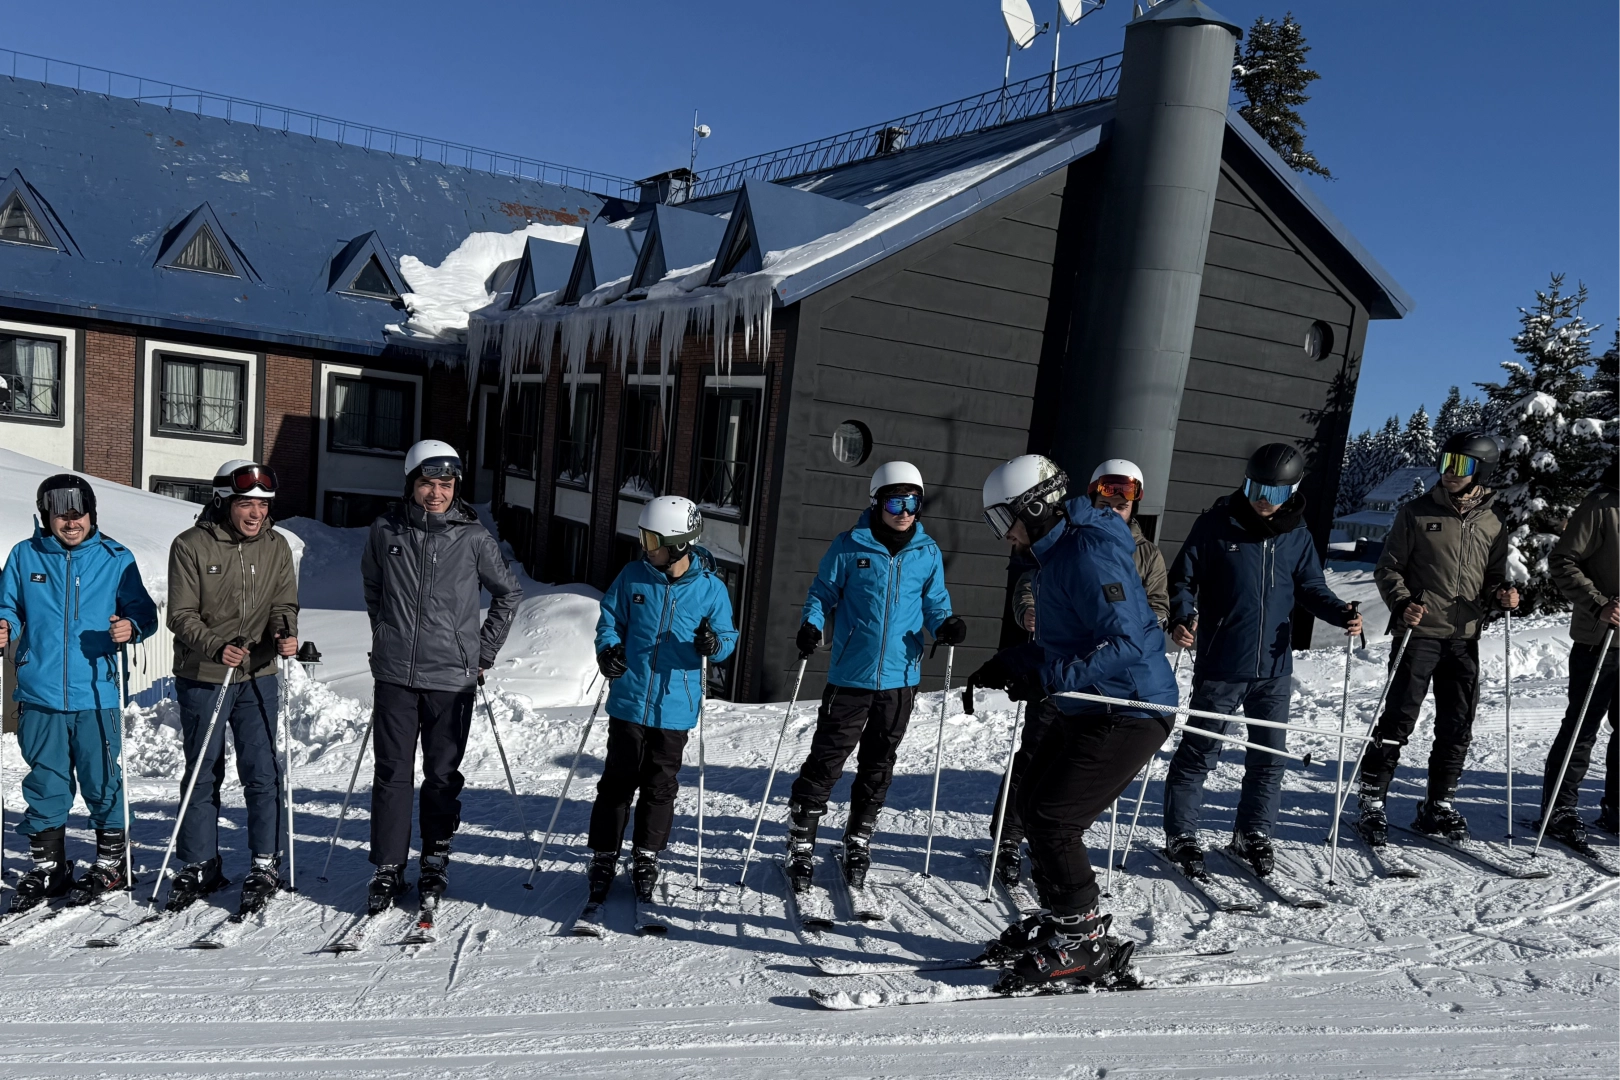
left=1476, top=275, right=1609, bottom=611
left=1401, top=404, right=1437, bottom=469
left=1434, top=385, right=1485, bottom=443
left=1370, top=414, right=1406, bottom=477
left=1233, top=13, right=1332, bottom=179
left=1335, top=429, right=1377, bottom=516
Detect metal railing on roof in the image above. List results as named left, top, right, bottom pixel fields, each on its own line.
left=689, top=52, right=1122, bottom=200
left=0, top=48, right=637, bottom=198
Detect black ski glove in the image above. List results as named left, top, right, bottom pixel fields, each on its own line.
left=796, top=622, right=822, bottom=658
left=597, top=643, right=627, bottom=679
left=933, top=615, right=967, bottom=647
left=693, top=617, right=721, bottom=658
left=967, top=643, right=1046, bottom=703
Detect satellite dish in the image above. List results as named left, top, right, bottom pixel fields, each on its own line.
left=1001, top=0, right=1039, bottom=49
left=1058, top=0, right=1089, bottom=23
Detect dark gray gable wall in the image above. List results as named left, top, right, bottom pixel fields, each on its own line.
left=753, top=169, right=1069, bottom=701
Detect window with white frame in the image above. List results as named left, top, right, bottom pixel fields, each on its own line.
left=329, top=373, right=414, bottom=454
left=0, top=332, right=63, bottom=421
left=157, top=354, right=245, bottom=439
left=693, top=386, right=760, bottom=520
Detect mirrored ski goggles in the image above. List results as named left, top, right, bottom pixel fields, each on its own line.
left=216, top=464, right=278, bottom=495
left=416, top=458, right=462, bottom=480
left=983, top=503, right=1018, bottom=540
left=1088, top=476, right=1142, bottom=502
left=40, top=488, right=86, bottom=518
left=880, top=493, right=921, bottom=517
left=1242, top=478, right=1297, bottom=506
left=640, top=527, right=694, bottom=553
left=1439, top=452, right=1479, bottom=478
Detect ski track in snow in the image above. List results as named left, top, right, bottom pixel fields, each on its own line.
left=0, top=573, right=1613, bottom=1077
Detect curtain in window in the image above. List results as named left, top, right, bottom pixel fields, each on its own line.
left=162, top=361, right=199, bottom=430
left=11, top=338, right=58, bottom=416
left=332, top=379, right=366, bottom=447
left=373, top=383, right=405, bottom=450
left=199, top=364, right=240, bottom=434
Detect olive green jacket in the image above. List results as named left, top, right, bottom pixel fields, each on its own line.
left=1549, top=484, right=1618, bottom=648
left=1015, top=518, right=1169, bottom=630
left=167, top=516, right=299, bottom=684
left=1374, top=485, right=1508, bottom=640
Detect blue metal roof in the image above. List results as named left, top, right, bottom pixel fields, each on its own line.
left=706, top=178, right=868, bottom=284
left=562, top=223, right=642, bottom=304
left=0, top=79, right=608, bottom=354
left=628, top=202, right=731, bottom=291
left=507, top=236, right=579, bottom=308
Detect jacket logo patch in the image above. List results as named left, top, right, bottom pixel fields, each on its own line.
left=1224, top=542, right=1240, bottom=552
left=28, top=572, right=45, bottom=583
left=632, top=593, right=646, bottom=604
left=857, top=558, right=871, bottom=568
left=388, top=544, right=404, bottom=556
left=1425, top=522, right=1442, bottom=532
left=1103, top=582, right=1126, bottom=603
left=206, top=565, right=222, bottom=574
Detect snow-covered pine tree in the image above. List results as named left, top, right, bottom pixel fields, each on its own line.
left=1233, top=13, right=1332, bottom=178
left=1402, top=404, right=1437, bottom=470
left=1476, top=275, right=1609, bottom=610
left=1434, top=385, right=1485, bottom=443
left=1335, top=428, right=1377, bottom=516
left=1370, top=414, right=1406, bottom=477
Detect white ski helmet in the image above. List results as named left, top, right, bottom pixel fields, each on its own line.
left=404, top=439, right=462, bottom=480
left=637, top=495, right=704, bottom=555
left=981, top=454, right=1068, bottom=540
left=869, top=460, right=925, bottom=498
left=1087, top=458, right=1145, bottom=501
left=212, top=459, right=277, bottom=501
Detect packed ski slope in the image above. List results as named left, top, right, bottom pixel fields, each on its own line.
left=0, top=507, right=1614, bottom=1077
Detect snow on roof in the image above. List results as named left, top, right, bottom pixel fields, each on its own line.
left=393, top=223, right=581, bottom=340
left=1363, top=467, right=1437, bottom=505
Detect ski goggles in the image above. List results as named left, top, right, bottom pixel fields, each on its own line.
left=1242, top=478, right=1297, bottom=506
left=640, top=527, right=696, bottom=553
left=879, top=493, right=921, bottom=517
left=1438, top=452, right=1479, bottom=478
left=40, top=488, right=86, bottom=518
left=983, top=503, right=1018, bottom=540
left=1088, top=475, right=1142, bottom=502
left=215, top=463, right=278, bottom=495
left=415, top=457, right=462, bottom=480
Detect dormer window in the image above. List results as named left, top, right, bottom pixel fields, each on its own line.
left=0, top=192, right=50, bottom=247
left=347, top=255, right=400, bottom=300
left=171, top=224, right=234, bottom=276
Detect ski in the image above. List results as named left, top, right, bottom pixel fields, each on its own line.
left=1516, top=820, right=1620, bottom=877
left=400, top=899, right=439, bottom=947
left=0, top=899, right=75, bottom=946
left=1361, top=841, right=1423, bottom=880
left=776, top=859, right=834, bottom=931
left=1392, top=824, right=1551, bottom=880
left=83, top=903, right=164, bottom=948
left=808, top=971, right=1267, bottom=1010
left=812, top=945, right=1235, bottom=977
left=976, top=848, right=1042, bottom=917
left=1152, top=848, right=1264, bottom=914
left=632, top=879, right=673, bottom=936
left=568, top=898, right=607, bottom=938
left=189, top=885, right=286, bottom=950
left=1212, top=846, right=1328, bottom=910
left=829, top=848, right=887, bottom=922
left=322, top=907, right=407, bottom=953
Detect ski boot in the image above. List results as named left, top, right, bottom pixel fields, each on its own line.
left=418, top=840, right=451, bottom=910
left=979, top=911, right=1055, bottom=964
left=1541, top=806, right=1589, bottom=849
left=238, top=854, right=281, bottom=917
left=1596, top=801, right=1618, bottom=836
left=1165, top=833, right=1205, bottom=878
left=1413, top=798, right=1469, bottom=843
left=786, top=800, right=822, bottom=894
left=1354, top=794, right=1389, bottom=847
left=994, top=911, right=1135, bottom=993
left=1230, top=830, right=1275, bottom=877
left=993, top=839, right=1023, bottom=891
left=165, top=856, right=228, bottom=913
left=587, top=851, right=618, bottom=904
left=7, top=827, right=72, bottom=915
left=366, top=863, right=409, bottom=915
left=631, top=849, right=659, bottom=903
left=67, top=828, right=128, bottom=906
left=841, top=817, right=875, bottom=889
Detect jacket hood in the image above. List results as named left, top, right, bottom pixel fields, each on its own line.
left=852, top=509, right=935, bottom=553
left=1429, top=483, right=1497, bottom=514
left=1225, top=490, right=1308, bottom=538
left=195, top=510, right=280, bottom=544
left=29, top=521, right=106, bottom=555
left=398, top=497, right=480, bottom=530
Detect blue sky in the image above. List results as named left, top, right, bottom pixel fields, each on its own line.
left=14, top=1, right=1616, bottom=434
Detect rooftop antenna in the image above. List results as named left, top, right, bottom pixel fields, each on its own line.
left=689, top=110, right=711, bottom=174
left=1000, top=0, right=1049, bottom=122
left=1051, top=1, right=1105, bottom=110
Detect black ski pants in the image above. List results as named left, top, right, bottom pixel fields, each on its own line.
left=588, top=717, right=689, bottom=853
left=990, top=696, right=1059, bottom=846
left=1020, top=709, right=1166, bottom=918
left=789, top=684, right=916, bottom=830
left=1359, top=637, right=1479, bottom=802
left=370, top=681, right=475, bottom=867
left=1541, top=643, right=1618, bottom=817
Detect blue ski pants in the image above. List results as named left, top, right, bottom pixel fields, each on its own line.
left=1162, top=676, right=1292, bottom=839
left=16, top=704, right=124, bottom=834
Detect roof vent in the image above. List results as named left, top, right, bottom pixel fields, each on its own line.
left=635, top=168, right=698, bottom=207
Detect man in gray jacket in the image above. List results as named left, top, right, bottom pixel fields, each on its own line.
left=360, top=439, right=521, bottom=913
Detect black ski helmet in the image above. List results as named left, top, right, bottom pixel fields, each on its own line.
left=36, top=473, right=97, bottom=530
left=1245, top=443, right=1305, bottom=487
left=1439, top=431, right=1500, bottom=488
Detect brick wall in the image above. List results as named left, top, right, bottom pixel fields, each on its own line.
left=81, top=327, right=137, bottom=485
left=263, top=352, right=314, bottom=517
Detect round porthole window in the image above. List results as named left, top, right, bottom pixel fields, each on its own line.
left=831, top=420, right=872, bottom=467
left=1304, top=321, right=1334, bottom=361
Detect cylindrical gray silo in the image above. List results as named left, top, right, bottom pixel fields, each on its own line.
left=1052, top=0, right=1240, bottom=527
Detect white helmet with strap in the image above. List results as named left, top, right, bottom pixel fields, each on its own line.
left=213, top=459, right=277, bottom=501
left=638, top=495, right=703, bottom=555
left=981, top=454, right=1068, bottom=540
left=868, top=460, right=925, bottom=498
left=404, top=439, right=462, bottom=479
left=1088, top=458, right=1144, bottom=501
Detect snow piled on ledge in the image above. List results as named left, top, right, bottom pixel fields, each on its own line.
left=393, top=223, right=582, bottom=340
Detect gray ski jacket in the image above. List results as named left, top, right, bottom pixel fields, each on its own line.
left=361, top=499, right=522, bottom=692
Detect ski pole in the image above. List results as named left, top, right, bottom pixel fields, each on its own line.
left=1533, top=624, right=1616, bottom=858
left=1504, top=604, right=1514, bottom=843
left=696, top=650, right=708, bottom=891
left=478, top=675, right=533, bottom=876
left=317, top=710, right=374, bottom=883
left=922, top=645, right=954, bottom=877
left=1326, top=604, right=1360, bottom=884
left=1324, top=626, right=1414, bottom=855
left=739, top=655, right=808, bottom=888
left=1054, top=692, right=1387, bottom=743
left=983, top=700, right=1026, bottom=902
left=1115, top=648, right=1187, bottom=875
left=118, top=644, right=134, bottom=891
left=151, top=643, right=242, bottom=907
left=1101, top=792, right=1123, bottom=896
left=1, top=643, right=7, bottom=896
left=276, top=619, right=297, bottom=892
left=527, top=677, right=610, bottom=887
left=1169, top=722, right=1317, bottom=763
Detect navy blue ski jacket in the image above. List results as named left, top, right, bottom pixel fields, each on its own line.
left=1168, top=493, right=1354, bottom=682
left=1029, top=499, right=1178, bottom=728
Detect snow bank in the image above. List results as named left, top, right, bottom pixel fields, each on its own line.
left=395, top=222, right=582, bottom=340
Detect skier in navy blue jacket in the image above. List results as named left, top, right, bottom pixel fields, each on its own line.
left=586, top=496, right=737, bottom=906
left=967, top=454, right=1178, bottom=992
left=785, top=462, right=963, bottom=892
left=1161, top=444, right=1362, bottom=878
left=0, top=475, right=158, bottom=912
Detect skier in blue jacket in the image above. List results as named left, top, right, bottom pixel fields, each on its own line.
left=1161, top=443, right=1362, bottom=878
left=785, top=462, right=963, bottom=892
left=586, top=496, right=737, bottom=906
left=0, top=474, right=158, bottom=912
left=967, top=454, right=1177, bottom=992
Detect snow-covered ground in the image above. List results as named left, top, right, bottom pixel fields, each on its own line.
left=0, top=514, right=1613, bottom=1077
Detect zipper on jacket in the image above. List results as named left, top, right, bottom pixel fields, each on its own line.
left=876, top=549, right=899, bottom=685
left=61, top=550, right=73, bottom=709
left=408, top=520, right=430, bottom=686
left=1255, top=538, right=1270, bottom=679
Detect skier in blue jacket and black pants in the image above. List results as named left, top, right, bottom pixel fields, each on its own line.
left=787, top=462, right=964, bottom=891
left=587, top=496, right=737, bottom=905
left=0, top=474, right=158, bottom=912
left=1161, top=444, right=1362, bottom=878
